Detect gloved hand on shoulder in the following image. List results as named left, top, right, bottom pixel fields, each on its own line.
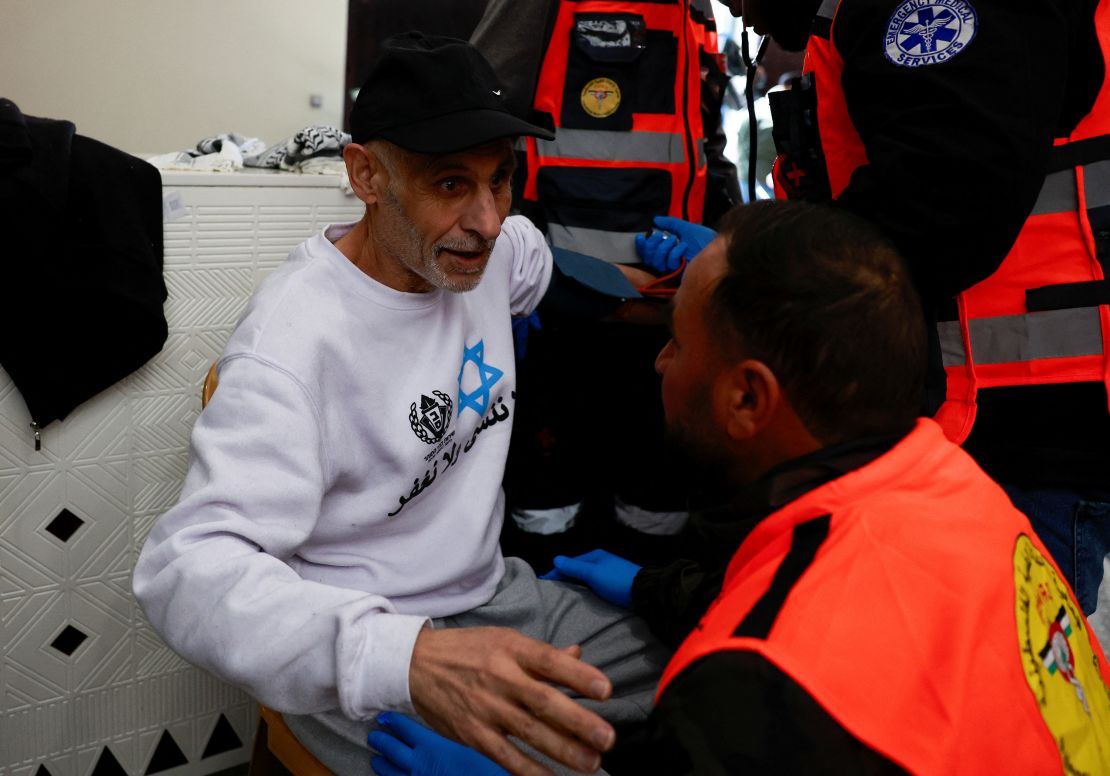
left=540, top=549, right=641, bottom=609
left=369, top=712, right=509, bottom=776
left=634, top=215, right=718, bottom=274
left=511, top=311, right=541, bottom=360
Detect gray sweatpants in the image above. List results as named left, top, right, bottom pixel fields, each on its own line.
left=284, top=557, right=671, bottom=774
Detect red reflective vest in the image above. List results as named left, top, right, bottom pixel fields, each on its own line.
left=522, top=0, right=717, bottom=262
left=656, top=419, right=1110, bottom=773
left=774, top=0, right=1110, bottom=443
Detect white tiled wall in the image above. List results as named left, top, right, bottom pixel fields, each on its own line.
left=1, top=172, right=364, bottom=776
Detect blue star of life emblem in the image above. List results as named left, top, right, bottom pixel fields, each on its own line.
left=457, top=339, right=504, bottom=416
left=884, top=0, right=978, bottom=68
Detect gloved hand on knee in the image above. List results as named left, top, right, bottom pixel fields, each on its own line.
left=369, top=712, right=509, bottom=776
left=541, top=549, right=641, bottom=609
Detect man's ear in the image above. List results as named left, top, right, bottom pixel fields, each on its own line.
left=343, top=143, right=384, bottom=205
left=719, top=359, right=781, bottom=441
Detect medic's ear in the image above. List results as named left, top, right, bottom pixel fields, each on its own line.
left=720, top=358, right=781, bottom=441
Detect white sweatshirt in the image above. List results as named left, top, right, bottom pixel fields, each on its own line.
left=133, top=215, right=552, bottom=720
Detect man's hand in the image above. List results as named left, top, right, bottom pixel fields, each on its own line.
left=408, top=627, right=615, bottom=776
left=612, top=263, right=659, bottom=289
left=541, top=550, right=641, bottom=609
left=369, top=712, right=509, bottom=776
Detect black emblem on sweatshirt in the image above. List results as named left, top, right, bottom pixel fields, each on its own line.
left=409, top=391, right=453, bottom=444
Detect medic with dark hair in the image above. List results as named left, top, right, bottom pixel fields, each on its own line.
left=737, top=0, right=1110, bottom=650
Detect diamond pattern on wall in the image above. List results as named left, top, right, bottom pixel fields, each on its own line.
left=49, top=624, right=88, bottom=656
left=69, top=592, right=130, bottom=694
left=1, top=176, right=359, bottom=775
left=45, top=509, right=84, bottom=542
left=163, top=268, right=256, bottom=331
left=1, top=544, right=58, bottom=634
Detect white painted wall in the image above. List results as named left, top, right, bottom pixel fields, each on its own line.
left=0, top=0, right=349, bottom=156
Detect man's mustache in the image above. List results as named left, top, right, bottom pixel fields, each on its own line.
left=435, top=237, right=496, bottom=256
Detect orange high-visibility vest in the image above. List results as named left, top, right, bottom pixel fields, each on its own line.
left=774, top=0, right=1110, bottom=443
left=523, top=0, right=716, bottom=262
left=934, top=0, right=1110, bottom=441
left=657, top=419, right=1110, bottom=773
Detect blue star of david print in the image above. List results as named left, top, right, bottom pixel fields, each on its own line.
left=900, top=7, right=958, bottom=54
left=457, top=340, right=504, bottom=416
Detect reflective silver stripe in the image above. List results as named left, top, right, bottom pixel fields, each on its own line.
left=536, top=129, right=685, bottom=164
left=938, top=320, right=966, bottom=367
left=548, top=224, right=641, bottom=264
left=1083, top=159, right=1110, bottom=210
left=1031, top=170, right=1077, bottom=216
left=817, top=0, right=839, bottom=20
left=1032, top=158, right=1110, bottom=215
left=697, top=137, right=706, bottom=169
left=938, top=307, right=1103, bottom=368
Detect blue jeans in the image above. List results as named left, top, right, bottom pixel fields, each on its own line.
left=1003, top=484, right=1110, bottom=615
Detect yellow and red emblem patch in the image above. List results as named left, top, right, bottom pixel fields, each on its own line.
left=1013, top=534, right=1110, bottom=770
left=581, top=77, right=621, bottom=118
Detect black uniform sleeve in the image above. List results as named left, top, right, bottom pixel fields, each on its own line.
left=469, top=0, right=557, bottom=119
left=631, top=505, right=762, bottom=646
left=831, top=0, right=1072, bottom=301
left=631, top=559, right=725, bottom=648
left=643, top=651, right=908, bottom=774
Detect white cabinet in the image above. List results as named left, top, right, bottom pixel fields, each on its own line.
left=0, top=171, right=362, bottom=776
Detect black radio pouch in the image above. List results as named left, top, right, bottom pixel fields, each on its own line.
left=768, top=73, right=832, bottom=202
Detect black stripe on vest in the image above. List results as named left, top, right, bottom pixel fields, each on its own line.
left=1047, top=133, right=1110, bottom=172
left=733, top=514, right=831, bottom=639
left=1026, top=279, right=1110, bottom=311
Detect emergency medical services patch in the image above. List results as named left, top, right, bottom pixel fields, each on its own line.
left=1013, top=534, right=1110, bottom=769
left=581, top=77, right=621, bottom=118
left=884, top=0, right=978, bottom=67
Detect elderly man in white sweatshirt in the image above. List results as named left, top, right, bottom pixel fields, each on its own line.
left=133, top=32, right=667, bottom=776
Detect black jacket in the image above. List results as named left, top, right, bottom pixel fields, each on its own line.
left=0, top=99, right=167, bottom=430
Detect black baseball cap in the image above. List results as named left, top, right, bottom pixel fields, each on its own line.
left=349, top=32, right=554, bottom=153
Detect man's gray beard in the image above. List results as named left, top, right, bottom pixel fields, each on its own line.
left=381, top=185, right=496, bottom=293
left=426, top=237, right=498, bottom=293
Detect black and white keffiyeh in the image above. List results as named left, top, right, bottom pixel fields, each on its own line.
left=243, top=125, right=351, bottom=170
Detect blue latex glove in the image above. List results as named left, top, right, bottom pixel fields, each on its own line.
left=368, top=712, right=509, bottom=776
left=634, top=215, right=718, bottom=274
left=540, top=549, right=641, bottom=609
left=511, top=311, right=541, bottom=360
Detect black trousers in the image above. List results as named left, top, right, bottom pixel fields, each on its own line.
left=502, top=317, right=692, bottom=569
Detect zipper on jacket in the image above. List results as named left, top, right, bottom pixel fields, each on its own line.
left=30, top=420, right=41, bottom=451
left=680, top=0, right=696, bottom=221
